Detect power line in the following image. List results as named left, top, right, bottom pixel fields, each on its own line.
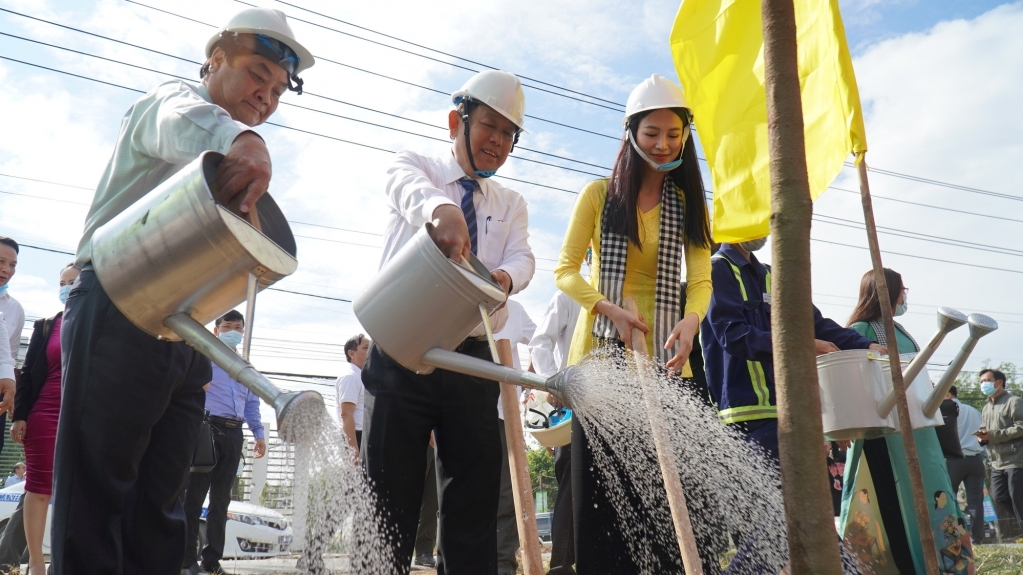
left=118, top=1, right=624, bottom=139
left=827, top=186, right=1023, bottom=225
left=223, top=0, right=625, bottom=112
left=0, top=30, right=608, bottom=178
left=0, top=189, right=90, bottom=205
left=810, top=238, right=1023, bottom=275
left=813, top=214, right=1023, bottom=259
left=844, top=161, right=1023, bottom=203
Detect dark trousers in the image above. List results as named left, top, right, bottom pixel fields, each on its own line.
left=52, top=269, right=210, bottom=575
left=183, top=424, right=244, bottom=567
left=0, top=493, right=28, bottom=569
left=414, top=444, right=439, bottom=557
left=496, top=423, right=519, bottom=574
left=990, top=467, right=1023, bottom=534
left=947, top=454, right=987, bottom=543
left=549, top=443, right=574, bottom=573
left=361, top=341, right=502, bottom=575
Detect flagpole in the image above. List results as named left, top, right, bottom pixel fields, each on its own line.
left=857, top=157, right=941, bottom=574
left=760, top=1, right=845, bottom=573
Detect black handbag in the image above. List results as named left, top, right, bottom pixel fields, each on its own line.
left=190, top=410, right=217, bottom=473
left=936, top=398, right=964, bottom=459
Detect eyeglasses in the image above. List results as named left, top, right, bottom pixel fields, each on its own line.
left=225, top=32, right=305, bottom=94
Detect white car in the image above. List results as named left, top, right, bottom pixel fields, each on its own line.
left=0, top=482, right=293, bottom=559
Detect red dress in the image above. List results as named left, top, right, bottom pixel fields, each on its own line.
left=24, top=315, right=62, bottom=495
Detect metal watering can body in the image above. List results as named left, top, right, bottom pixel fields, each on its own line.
left=90, top=151, right=322, bottom=441
left=354, top=227, right=573, bottom=402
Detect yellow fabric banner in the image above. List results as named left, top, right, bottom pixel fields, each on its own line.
left=670, top=0, right=866, bottom=244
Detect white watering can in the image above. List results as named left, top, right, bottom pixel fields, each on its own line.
left=353, top=227, right=573, bottom=401
left=90, top=151, right=324, bottom=441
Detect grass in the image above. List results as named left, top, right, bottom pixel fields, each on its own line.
left=973, top=544, right=1023, bottom=574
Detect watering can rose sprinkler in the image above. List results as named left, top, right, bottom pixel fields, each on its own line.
left=353, top=226, right=574, bottom=403
left=89, top=151, right=325, bottom=443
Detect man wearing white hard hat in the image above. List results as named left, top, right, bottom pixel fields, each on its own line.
left=51, top=8, right=312, bottom=574
left=364, top=70, right=535, bottom=573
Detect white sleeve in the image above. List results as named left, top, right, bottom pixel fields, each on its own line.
left=528, top=296, right=562, bottom=377
left=494, top=194, right=535, bottom=295
left=336, top=374, right=363, bottom=405
left=0, top=313, right=14, bottom=380
left=132, top=82, right=251, bottom=164
left=385, top=151, right=458, bottom=228
left=6, top=302, right=23, bottom=362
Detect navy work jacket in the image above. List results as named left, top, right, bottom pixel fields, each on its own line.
left=701, top=244, right=874, bottom=424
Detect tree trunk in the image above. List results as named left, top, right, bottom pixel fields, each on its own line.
left=761, top=1, right=845, bottom=573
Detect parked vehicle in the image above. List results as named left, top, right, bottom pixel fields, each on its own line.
left=0, top=482, right=293, bottom=559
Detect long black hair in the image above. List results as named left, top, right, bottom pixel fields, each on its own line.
left=604, top=108, right=712, bottom=250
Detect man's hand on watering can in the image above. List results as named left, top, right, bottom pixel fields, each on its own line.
left=0, top=378, right=14, bottom=417
left=215, top=132, right=272, bottom=214
left=428, top=204, right=472, bottom=261
left=491, top=270, right=512, bottom=294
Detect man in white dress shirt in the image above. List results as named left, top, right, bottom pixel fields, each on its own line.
left=336, top=334, right=369, bottom=454
left=362, top=70, right=535, bottom=574
left=53, top=9, right=314, bottom=574
left=528, top=290, right=581, bottom=575
left=0, top=238, right=24, bottom=453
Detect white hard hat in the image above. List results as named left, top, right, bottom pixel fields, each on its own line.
left=523, top=392, right=572, bottom=448
left=206, top=8, right=314, bottom=76
left=451, top=70, right=527, bottom=131
left=623, top=74, right=690, bottom=127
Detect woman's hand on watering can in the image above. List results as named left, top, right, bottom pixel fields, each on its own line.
left=428, top=204, right=472, bottom=261
left=215, top=132, right=272, bottom=214
left=595, top=300, right=647, bottom=350
left=664, top=313, right=700, bottom=375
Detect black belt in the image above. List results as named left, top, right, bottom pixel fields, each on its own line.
left=456, top=336, right=490, bottom=353
left=209, top=415, right=244, bottom=429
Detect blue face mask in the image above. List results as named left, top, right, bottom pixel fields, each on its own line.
left=895, top=303, right=908, bottom=317
left=59, top=285, right=72, bottom=305
left=0, top=285, right=7, bottom=297
left=981, top=381, right=997, bottom=397
left=218, top=330, right=244, bottom=349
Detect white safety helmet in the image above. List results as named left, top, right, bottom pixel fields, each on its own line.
left=205, top=8, right=314, bottom=94
left=523, top=391, right=572, bottom=448
left=451, top=70, right=527, bottom=131
left=623, top=74, right=693, bottom=171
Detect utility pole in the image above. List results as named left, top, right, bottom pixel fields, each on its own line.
left=761, top=1, right=845, bottom=573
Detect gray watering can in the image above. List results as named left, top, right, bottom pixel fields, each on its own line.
left=90, top=151, right=324, bottom=442
left=353, top=227, right=573, bottom=401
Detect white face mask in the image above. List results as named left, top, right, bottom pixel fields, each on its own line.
left=738, top=237, right=768, bottom=252
left=894, top=294, right=908, bottom=317
left=218, top=330, right=244, bottom=349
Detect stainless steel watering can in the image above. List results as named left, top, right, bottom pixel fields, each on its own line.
left=354, top=227, right=573, bottom=401
left=90, top=151, right=323, bottom=441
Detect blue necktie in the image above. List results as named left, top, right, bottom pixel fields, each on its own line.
left=459, top=177, right=479, bottom=256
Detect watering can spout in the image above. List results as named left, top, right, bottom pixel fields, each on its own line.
left=420, top=349, right=573, bottom=405
left=164, top=313, right=325, bottom=443
left=543, top=366, right=575, bottom=406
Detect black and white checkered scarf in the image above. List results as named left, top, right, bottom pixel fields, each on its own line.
left=592, top=177, right=685, bottom=365
left=868, top=319, right=919, bottom=353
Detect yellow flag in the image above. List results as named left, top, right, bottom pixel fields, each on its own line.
left=670, top=0, right=866, bottom=244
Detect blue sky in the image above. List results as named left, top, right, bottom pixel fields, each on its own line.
left=2, top=0, right=1022, bottom=422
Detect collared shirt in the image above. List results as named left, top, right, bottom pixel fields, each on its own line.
left=0, top=293, right=25, bottom=363
left=75, top=80, right=251, bottom=266
left=528, top=290, right=582, bottom=377
left=334, top=362, right=364, bottom=431
left=702, top=244, right=874, bottom=423
left=0, top=312, right=13, bottom=381
left=493, top=299, right=536, bottom=420
left=954, top=398, right=984, bottom=456
left=205, top=363, right=265, bottom=440
left=982, top=391, right=1023, bottom=470
left=382, top=150, right=536, bottom=334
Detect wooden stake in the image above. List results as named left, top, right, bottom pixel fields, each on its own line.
left=857, top=159, right=940, bottom=574
left=760, top=1, right=845, bottom=573
left=496, top=339, right=545, bottom=575
left=622, top=298, right=703, bottom=575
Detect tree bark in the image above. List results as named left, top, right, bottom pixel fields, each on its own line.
left=761, top=1, right=844, bottom=573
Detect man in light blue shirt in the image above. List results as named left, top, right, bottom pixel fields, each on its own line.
left=183, top=310, right=266, bottom=575
left=946, top=386, right=986, bottom=544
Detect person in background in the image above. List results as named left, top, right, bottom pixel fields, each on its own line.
left=554, top=74, right=714, bottom=573
left=55, top=8, right=312, bottom=572
left=978, top=369, right=1023, bottom=540
left=945, top=386, right=986, bottom=545
left=5, top=463, right=25, bottom=487
left=528, top=290, right=581, bottom=575
left=0, top=237, right=26, bottom=456
left=336, top=334, right=369, bottom=454
left=492, top=298, right=536, bottom=575
left=10, top=264, right=80, bottom=575
left=363, top=69, right=534, bottom=574
left=182, top=310, right=267, bottom=575
left=840, top=267, right=972, bottom=574
left=0, top=302, right=17, bottom=571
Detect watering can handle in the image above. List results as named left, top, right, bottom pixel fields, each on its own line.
left=622, top=298, right=649, bottom=358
